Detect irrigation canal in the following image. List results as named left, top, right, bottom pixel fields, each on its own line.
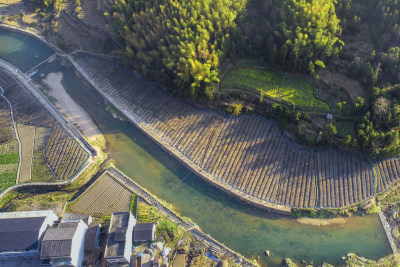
left=0, top=27, right=393, bottom=266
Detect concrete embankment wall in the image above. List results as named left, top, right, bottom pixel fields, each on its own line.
left=378, top=212, right=398, bottom=255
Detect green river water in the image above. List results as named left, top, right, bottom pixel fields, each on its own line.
left=0, top=28, right=392, bottom=266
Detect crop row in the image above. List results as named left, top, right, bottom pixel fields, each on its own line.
left=70, top=171, right=132, bottom=216
left=44, top=126, right=88, bottom=180
left=76, top=54, right=377, bottom=208
left=4, top=82, right=55, bottom=127
left=0, top=71, right=17, bottom=89
left=0, top=99, right=14, bottom=143
left=375, top=158, right=400, bottom=193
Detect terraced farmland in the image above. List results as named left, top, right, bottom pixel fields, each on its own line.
left=69, top=170, right=133, bottom=217
left=44, top=126, right=88, bottom=180
left=0, top=97, right=14, bottom=143
left=0, top=72, right=18, bottom=190
left=74, top=53, right=394, bottom=209
left=375, top=157, right=400, bottom=193
left=0, top=68, right=88, bottom=185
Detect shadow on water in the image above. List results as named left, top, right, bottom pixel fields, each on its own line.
left=0, top=27, right=391, bottom=266
left=33, top=59, right=392, bottom=267
left=35, top=60, right=283, bottom=219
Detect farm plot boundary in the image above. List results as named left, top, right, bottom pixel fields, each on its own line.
left=69, top=52, right=384, bottom=212
left=0, top=60, right=93, bottom=195
left=68, top=170, right=133, bottom=217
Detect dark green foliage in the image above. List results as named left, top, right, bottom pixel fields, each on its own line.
left=130, top=194, right=137, bottom=216
left=240, top=0, right=343, bottom=73
left=357, top=113, right=400, bottom=158
left=271, top=103, right=301, bottom=124
left=380, top=47, right=400, bottom=84
left=368, top=0, right=400, bottom=48
left=110, top=0, right=343, bottom=98
left=26, top=0, right=64, bottom=12
left=109, top=0, right=246, bottom=99
left=322, top=123, right=337, bottom=144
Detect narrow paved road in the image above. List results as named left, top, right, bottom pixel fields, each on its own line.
left=108, top=168, right=256, bottom=267
left=0, top=59, right=95, bottom=156
left=0, top=59, right=95, bottom=198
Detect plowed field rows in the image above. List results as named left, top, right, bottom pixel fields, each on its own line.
left=375, top=158, right=400, bottom=193
left=0, top=68, right=88, bottom=184
left=75, top=53, right=395, bottom=208
left=69, top=170, right=133, bottom=217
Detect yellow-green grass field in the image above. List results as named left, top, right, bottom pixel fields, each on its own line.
left=220, top=63, right=330, bottom=110
left=0, top=140, right=18, bottom=191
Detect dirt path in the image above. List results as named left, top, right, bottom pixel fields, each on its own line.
left=16, top=124, right=35, bottom=183
left=43, top=72, right=105, bottom=146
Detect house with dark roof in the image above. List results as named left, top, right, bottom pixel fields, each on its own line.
left=0, top=210, right=58, bottom=259
left=84, top=223, right=101, bottom=252
left=104, top=212, right=136, bottom=264
left=133, top=223, right=156, bottom=243
left=40, top=220, right=87, bottom=266
left=62, top=213, right=92, bottom=225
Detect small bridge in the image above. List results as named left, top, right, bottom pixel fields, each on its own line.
left=25, top=54, right=57, bottom=76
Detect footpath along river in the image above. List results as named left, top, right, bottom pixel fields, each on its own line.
left=0, top=28, right=392, bottom=266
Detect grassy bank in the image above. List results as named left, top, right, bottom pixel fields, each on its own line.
left=220, top=62, right=330, bottom=110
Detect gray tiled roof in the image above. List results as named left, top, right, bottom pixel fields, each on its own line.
left=41, top=240, right=72, bottom=258
left=105, top=212, right=131, bottom=258
left=133, top=223, right=155, bottom=242
left=0, top=216, right=46, bottom=252
left=84, top=224, right=99, bottom=251
left=43, top=227, right=77, bottom=240
left=40, top=223, right=78, bottom=258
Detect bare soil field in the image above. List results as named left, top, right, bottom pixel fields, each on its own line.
left=16, top=124, right=35, bottom=183
left=69, top=170, right=133, bottom=217
left=319, top=70, right=368, bottom=102
left=43, top=71, right=104, bottom=145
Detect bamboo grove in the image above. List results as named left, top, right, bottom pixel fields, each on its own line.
left=108, top=0, right=343, bottom=98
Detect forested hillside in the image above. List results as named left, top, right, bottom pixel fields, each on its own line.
left=108, top=0, right=343, bottom=98
left=108, top=0, right=246, bottom=98
left=105, top=0, right=400, bottom=158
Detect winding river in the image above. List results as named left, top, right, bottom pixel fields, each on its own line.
left=0, top=28, right=392, bottom=266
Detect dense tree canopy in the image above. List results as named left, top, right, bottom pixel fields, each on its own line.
left=109, top=0, right=246, bottom=98
left=109, top=0, right=343, bottom=97
left=271, top=0, right=343, bottom=73
left=239, top=0, right=343, bottom=73
left=369, top=0, right=400, bottom=47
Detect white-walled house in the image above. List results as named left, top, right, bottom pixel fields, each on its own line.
left=105, top=212, right=136, bottom=264
left=0, top=210, right=58, bottom=259
left=62, top=213, right=93, bottom=225
left=40, top=220, right=88, bottom=266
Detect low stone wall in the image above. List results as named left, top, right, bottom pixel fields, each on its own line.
left=378, top=212, right=398, bottom=255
